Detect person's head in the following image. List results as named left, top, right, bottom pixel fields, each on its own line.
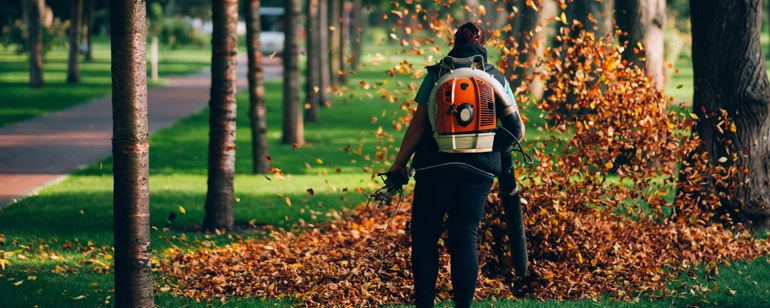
left=454, top=22, right=485, bottom=47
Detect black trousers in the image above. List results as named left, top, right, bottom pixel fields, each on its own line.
left=411, top=165, right=494, bottom=308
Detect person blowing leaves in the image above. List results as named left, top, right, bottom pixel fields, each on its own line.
left=387, top=22, right=529, bottom=308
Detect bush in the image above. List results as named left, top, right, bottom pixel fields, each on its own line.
left=149, top=18, right=206, bottom=50
left=1, top=18, right=69, bottom=56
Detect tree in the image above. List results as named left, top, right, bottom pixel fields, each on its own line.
left=684, top=0, right=770, bottom=229
left=338, top=1, right=349, bottom=84
left=83, top=0, right=94, bottom=62
left=67, top=0, right=83, bottom=84
left=615, top=0, right=666, bottom=89
left=306, top=0, right=321, bottom=122
left=318, top=0, right=331, bottom=108
left=245, top=0, right=270, bottom=174
left=350, top=0, right=362, bottom=73
left=506, top=0, right=541, bottom=89
left=204, top=0, right=239, bottom=230
left=329, top=0, right=341, bottom=88
left=283, top=0, right=305, bottom=144
left=110, top=0, right=154, bottom=306
left=27, top=0, right=44, bottom=88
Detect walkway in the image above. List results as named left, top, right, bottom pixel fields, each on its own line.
left=0, top=57, right=282, bottom=208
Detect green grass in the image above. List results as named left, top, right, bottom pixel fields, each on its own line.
left=0, top=36, right=212, bottom=128
left=1, top=43, right=769, bottom=307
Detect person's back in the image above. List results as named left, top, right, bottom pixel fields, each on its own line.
left=387, top=22, right=526, bottom=308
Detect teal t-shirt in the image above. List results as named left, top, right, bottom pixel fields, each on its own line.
left=413, top=71, right=517, bottom=106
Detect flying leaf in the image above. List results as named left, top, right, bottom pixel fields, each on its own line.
left=718, top=157, right=728, bottom=163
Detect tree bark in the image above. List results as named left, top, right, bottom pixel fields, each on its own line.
left=204, top=0, right=239, bottom=230
left=338, top=1, right=349, bottom=84
left=685, top=0, right=770, bottom=229
left=305, top=0, right=321, bottom=122
left=507, top=0, right=541, bottom=90
left=318, top=0, right=331, bottom=108
left=109, top=0, right=154, bottom=306
left=329, top=0, right=341, bottom=88
left=67, top=0, right=83, bottom=84
left=615, top=0, right=666, bottom=90
left=350, top=0, right=362, bottom=73
left=529, top=0, right=557, bottom=99
left=245, top=0, right=269, bottom=174
left=601, top=0, right=614, bottom=38
left=283, top=0, right=305, bottom=145
left=27, top=0, right=44, bottom=88
left=83, top=0, right=94, bottom=62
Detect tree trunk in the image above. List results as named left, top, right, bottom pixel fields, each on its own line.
left=27, top=0, right=44, bottom=88
left=507, top=0, right=541, bottom=90
left=109, top=0, right=154, bottom=306
left=283, top=0, right=305, bottom=145
left=318, top=0, right=331, bottom=108
left=22, top=0, right=29, bottom=28
left=615, top=0, right=666, bottom=90
left=67, top=0, right=83, bottom=84
left=245, top=0, right=269, bottom=174
left=204, top=0, right=239, bottom=230
left=601, top=0, right=614, bottom=38
left=83, top=0, right=94, bottom=62
left=338, top=1, right=349, bottom=84
left=350, top=0, right=362, bottom=73
left=329, top=0, right=341, bottom=88
left=529, top=0, right=557, bottom=99
left=305, top=0, right=321, bottom=122
left=684, top=0, right=770, bottom=229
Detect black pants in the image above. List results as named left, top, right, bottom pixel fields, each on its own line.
left=411, top=165, right=494, bottom=308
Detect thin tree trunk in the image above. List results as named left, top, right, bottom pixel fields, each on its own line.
left=305, top=0, right=321, bottom=122
left=246, top=0, right=269, bottom=174
left=684, top=0, right=770, bottom=229
left=338, top=1, right=349, bottom=84
left=109, top=0, right=154, bottom=306
left=27, top=0, right=44, bottom=88
left=83, top=0, right=94, bottom=62
left=204, top=0, right=239, bottom=230
left=283, top=0, right=305, bottom=144
left=67, top=0, right=83, bottom=84
left=615, top=0, right=666, bottom=90
left=318, top=0, right=331, bottom=108
left=22, top=0, right=29, bottom=27
left=329, top=0, right=341, bottom=88
left=350, top=0, right=362, bottom=73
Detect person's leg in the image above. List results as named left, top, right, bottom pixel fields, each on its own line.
left=446, top=168, right=493, bottom=308
left=411, top=170, right=453, bottom=308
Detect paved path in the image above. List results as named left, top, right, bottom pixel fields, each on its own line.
left=0, top=57, right=282, bottom=208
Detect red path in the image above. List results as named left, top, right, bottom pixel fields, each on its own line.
left=0, top=58, right=281, bottom=208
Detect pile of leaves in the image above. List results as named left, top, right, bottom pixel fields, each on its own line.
left=159, top=1, right=769, bottom=306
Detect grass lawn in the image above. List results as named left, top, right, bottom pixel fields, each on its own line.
left=0, top=36, right=212, bottom=128
left=1, top=43, right=769, bottom=307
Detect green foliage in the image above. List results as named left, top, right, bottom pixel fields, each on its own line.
left=1, top=18, right=69, bottom=56
left=364, top=26, right=388, bottom=44
left=148, top=17, right=206, bottom=50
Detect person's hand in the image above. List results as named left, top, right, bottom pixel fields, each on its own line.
left=386, top=163, right=409, bottom=186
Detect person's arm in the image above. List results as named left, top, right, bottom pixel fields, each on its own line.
left=388, top=104, right=429, bottom=182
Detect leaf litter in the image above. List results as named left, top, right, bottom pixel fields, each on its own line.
left=156, top=1, right=770, bottom=306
